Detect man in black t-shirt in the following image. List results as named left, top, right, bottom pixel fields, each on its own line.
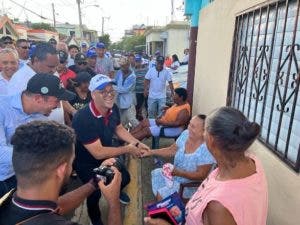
left=72, top=74, right=149, bottom=225
left=0, top=121, right=122, bottom=225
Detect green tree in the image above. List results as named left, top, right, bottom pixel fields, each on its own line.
left=110, top=35, right=146, bottom=52
left=31, top=23, right=56, bottom=32
left=98, top=34, right=111, bottom=48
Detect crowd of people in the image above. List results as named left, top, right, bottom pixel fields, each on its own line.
left=0, top=35, right=268, bottom=225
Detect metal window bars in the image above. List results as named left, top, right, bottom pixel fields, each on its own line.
left=227, top=0, right=300, bottom=172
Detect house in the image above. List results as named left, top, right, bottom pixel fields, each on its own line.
left=0, top=15, right=19, bottom=40
left=145, top=21, right=189, bottom=59
left=191, top=0, right=300, bottom=224
left=125, top=24, right=147, bottom=37
left=14, top=24, right=28, bottom=39
left=56, top=23, right=98, bottom=45
left=27, top=29, right=58, bottom=42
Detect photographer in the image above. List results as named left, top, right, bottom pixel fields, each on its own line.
left=0, top=121, right=122, bottom=225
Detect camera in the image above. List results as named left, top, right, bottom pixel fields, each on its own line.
left=93, top=158, right=123, bottom=185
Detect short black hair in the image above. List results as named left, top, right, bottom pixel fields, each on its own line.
left=16, top=39, right=28, bottom=46
left=174, top=87, right=188, bottom=101
left=68, top=44, right=79, bottom=51
left=11, top=121, right=76, bottom=187
left=31, top=42, right=57, bottom=62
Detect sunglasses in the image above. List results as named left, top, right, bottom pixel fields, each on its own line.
left=4, top=41, right=13, bottom=45
left=19, top=46, right=29, bottom=49
left=78, top=62, right=87, bottom=65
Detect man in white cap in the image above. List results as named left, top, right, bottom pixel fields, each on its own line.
left=72, top=74, right=149, bottom=225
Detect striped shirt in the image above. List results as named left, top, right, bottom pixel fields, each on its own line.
left=0, top=94, right=47, bottom=181
left=134, top=67, right=148, bottom=93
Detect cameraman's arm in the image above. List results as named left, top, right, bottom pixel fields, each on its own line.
left=98, top=167, right=122, bottom=225
left=57, top=182, right=96, bottom=215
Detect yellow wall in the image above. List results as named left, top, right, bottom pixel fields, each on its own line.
left=193, top=0, right=300, bottom=224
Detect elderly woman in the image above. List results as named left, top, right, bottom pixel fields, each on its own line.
left=145, top=107, right=268, bottom=225
left=0, top=48, right=19, bottom=95
left=142, top=115, right=215, bottom=201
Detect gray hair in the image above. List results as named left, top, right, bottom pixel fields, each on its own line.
left=206, top=107, right=260, bottom=152
left=0, top=48, right=19, bottom=60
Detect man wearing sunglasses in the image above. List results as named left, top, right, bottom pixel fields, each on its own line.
left=15, top=39, right=30, bottom=68
left=0, top=36, right=14, bottom=49
left=69, top=52, right=96, bottom=77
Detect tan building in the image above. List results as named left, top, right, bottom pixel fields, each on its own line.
left=15, top=24, right=28, bottom=39
left=192, top=0, right=300, bottom=224
left=27, top=29, right=58, bottom=42
left=145, top=21, right=189, bottom=59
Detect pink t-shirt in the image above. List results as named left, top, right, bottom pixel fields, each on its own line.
left=185, top=154, right=268, bottom=225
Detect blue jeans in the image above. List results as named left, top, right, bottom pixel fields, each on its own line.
left=147, top=98, right=166, bottom=119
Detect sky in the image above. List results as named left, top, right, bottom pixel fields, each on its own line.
left=1, top=0, right=185, bottom=42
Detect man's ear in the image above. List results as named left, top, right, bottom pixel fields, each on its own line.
left=56, top=162, right=68, bottom=180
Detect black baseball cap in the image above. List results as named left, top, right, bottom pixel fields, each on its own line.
left=156, top=56, right=164, bottom=63
left=48, top=38, right=57, bottom=45
left=75, top=52, right=87, bottom=63
left=58, top=50, right=68, bottom=64
left=26, top=73, right=76, bottom=101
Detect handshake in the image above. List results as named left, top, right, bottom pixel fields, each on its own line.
left=125, top=141, right=151, bottom=158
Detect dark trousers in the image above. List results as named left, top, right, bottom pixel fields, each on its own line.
left=0, top=175, right=17, bottom=198
left=135, top=93, right=147, bottom=120
left=76, top=163, right=131, bottom=225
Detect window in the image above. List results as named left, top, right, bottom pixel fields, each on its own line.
left=227, top=0, right=300, bottom=171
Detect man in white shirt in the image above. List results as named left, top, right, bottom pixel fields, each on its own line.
left=8, top=42, right=58, bottom=95
left=15, top=39, right=30, bottom=68
left=144, top=56, right=174, bottom=118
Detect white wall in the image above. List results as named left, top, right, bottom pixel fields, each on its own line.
left=193, top=0, right=300, bottom=224
left=166, top=28, right=189, bottom=60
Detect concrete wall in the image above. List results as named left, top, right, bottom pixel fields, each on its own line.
left=193, top=0, right=300, bottom=224
left=166, top=28, right=189, bottom=60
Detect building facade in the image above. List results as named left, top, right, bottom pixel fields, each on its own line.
left=145, top=21, right=189, bottom=59
left=192, top=0, right=300, bottom=224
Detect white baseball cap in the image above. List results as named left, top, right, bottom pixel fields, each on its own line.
left=88, top=74, right=115, bottom=92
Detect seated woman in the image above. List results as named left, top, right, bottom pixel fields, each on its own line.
left=145, top=107, right=268, bottom=225
left=131, top=87, right=190, bottom=141
left=142, top=115, right=215, bottom=201
left=170, top=54, right=180, bottom=71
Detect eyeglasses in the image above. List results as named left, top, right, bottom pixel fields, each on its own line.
left=19, top=46, right=29, bottom=49
left=78, top=62, right=87, bottom=65
left=98, top=89, right=116, bottom=97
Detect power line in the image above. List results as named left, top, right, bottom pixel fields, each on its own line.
left=8, top=0, right=49, bottom=20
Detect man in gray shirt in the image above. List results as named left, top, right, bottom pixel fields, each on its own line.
left=95, top=42, right=114, bottom=78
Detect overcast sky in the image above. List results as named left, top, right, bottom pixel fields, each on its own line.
left=1, top=0, right=185, bottom=42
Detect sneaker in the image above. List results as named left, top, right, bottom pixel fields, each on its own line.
left=119, top=191, right=130, bottom=205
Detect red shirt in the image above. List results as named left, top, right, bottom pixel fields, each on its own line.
left=59, top=69, right=76, bottom=87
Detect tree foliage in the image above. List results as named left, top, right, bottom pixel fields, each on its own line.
left=98, top=34, right=111, bottom=48
left=110, top=35, right=146, bottom=52
left=31, top=23, right=56, bottom=32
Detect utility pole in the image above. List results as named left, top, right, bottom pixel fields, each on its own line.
left=171, top=0, right=174, bottom=21
left=51, top=3, right=56, bottom=29
left=76, top=0, right=83, bottom=41
left=101, top=16, right=110, bottom=36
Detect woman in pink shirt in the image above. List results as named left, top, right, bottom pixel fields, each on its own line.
left=144, top=107, right=268, bottom=225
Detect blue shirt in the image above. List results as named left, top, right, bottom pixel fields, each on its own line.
left=0, top=94, right=47, bottom=180
left=114, top=70, right=136, bottom=109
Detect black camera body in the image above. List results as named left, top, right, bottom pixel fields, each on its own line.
left=93, top=158, right=123, bottom=185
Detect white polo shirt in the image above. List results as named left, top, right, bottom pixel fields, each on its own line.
left=145, top=67, right=172, bottom=99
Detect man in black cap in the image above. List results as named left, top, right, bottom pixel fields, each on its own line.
left=144, top=55, right=174, bottom=118
left=69, top=52, right=96, bottom=76
left=0, top=73, right=75, bottom=197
